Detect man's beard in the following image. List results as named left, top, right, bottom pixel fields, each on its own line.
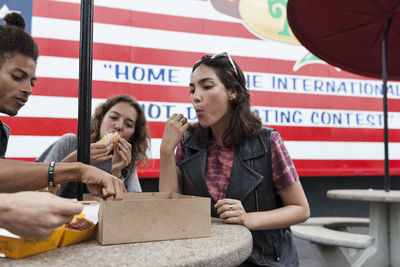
left=0, top=107, right=17, bottom=117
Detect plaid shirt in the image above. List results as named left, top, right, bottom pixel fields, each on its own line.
left=175, top=131, right=299, bottom=202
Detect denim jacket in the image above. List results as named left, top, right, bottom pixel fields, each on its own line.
left=177, top=127, right=299, bottom=266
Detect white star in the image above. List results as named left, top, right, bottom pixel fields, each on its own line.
left=0, top=4, right=21, bottom=19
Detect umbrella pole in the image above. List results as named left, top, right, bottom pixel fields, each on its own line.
left=76, top=0, right=94, bottom=200
left=382, top=17, right=392, bottom=192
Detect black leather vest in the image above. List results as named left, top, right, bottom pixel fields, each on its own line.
left=178, top=127, right=299, bottom=266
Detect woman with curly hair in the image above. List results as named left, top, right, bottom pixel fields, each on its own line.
left=37, top=94, right=150, bottom=197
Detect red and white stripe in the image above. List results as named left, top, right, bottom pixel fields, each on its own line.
left=5, top=0, right=400, bottom=177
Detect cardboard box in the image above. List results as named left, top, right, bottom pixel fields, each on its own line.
left=0, top=227, right=64, bottom=259
left=88, top=192, right=210, bottom=245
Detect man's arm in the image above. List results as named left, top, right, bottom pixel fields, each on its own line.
left=0, top=159, right=126, bottom=199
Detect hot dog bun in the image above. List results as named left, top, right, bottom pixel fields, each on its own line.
left=99, top=132, right=120, bottom=149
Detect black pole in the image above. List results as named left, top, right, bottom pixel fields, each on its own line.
left=382, top=17, right=392, bottom=192
left=76, top=0, right=94, bottom=200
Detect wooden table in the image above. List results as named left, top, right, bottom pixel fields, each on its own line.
left=327, top=189, right=400, bottom=267
left=0, top=218, right=252, bottom=267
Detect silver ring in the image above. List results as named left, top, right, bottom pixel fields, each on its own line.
left=229, top=204, right=233, bottom=210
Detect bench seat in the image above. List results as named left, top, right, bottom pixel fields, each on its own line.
left=292, top=217, right=374, bottom=267
left=302, top=217, right=369, bottom=227
left=292, top=224, right=373, bottom=249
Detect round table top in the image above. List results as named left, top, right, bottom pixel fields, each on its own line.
left=0, top=218, right=252, bottom=267
left=327, top=189, right=400, bottom=203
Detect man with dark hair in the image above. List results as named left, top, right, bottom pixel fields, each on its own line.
left=0, top=12, right=125, bottom=238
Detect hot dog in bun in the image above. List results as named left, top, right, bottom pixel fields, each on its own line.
left=99, top=132, right=120, bottom=149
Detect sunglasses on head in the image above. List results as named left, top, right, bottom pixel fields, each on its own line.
left=198, top=52, right=238, bottom=76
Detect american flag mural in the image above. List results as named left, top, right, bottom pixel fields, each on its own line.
left=2, top=0, right=400, bottom=177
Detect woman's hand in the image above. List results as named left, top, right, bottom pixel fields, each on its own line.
left=111, top=138, right=132, bottom=178
left=90, top=141, right=114, bottom=164
left=215, top=198, right=255, bottom=230
left=160, top=113, right=189, bottom=154
left=216, top=182, right=310, bottom=231
left=61, top=141, right=113, bottom=163
left=159, top=114, right=188, bottom=194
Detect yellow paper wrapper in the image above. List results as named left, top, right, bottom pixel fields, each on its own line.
left=58, top=214, right=97, bottom=247
left=0, top=201, right=99, bottom=258
left=0, top=227, right=64, bottom=259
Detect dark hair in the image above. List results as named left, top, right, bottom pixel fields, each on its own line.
left=91, top=95, right=150, bottom=170
left=191, top=54, right=262, bottom=148
left=0, top=12, right=38, bottom=66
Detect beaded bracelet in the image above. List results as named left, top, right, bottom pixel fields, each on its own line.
left=48, top=161, right=56, bottom=188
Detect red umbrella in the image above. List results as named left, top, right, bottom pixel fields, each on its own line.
left=287, top=0, right=400, bottom=191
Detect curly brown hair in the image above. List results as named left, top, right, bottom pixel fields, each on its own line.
left=191, top=53, right=262, bottom=148
left=91, top=95, right=150, bottom=170
left=0, top=12, right=38, bottom=67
